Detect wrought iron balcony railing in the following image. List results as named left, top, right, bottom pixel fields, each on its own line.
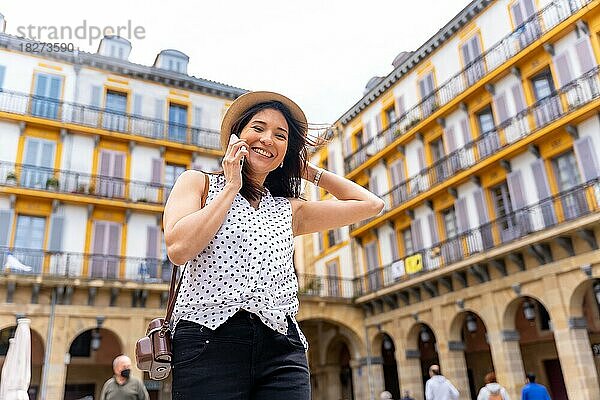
left=353, top=66, right=600, bottom=230
left=0, top=161, right=170, bottom=205
left=355, top=178, right=600, bottom=295
left=344, top=0, right=592, bottom=173
left=0, top=246, right=173, bottom=283
left=0, top=90, right=221, bottom=150
left=297, top=273, right=356, bottom=299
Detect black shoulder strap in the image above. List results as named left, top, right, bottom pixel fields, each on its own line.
left=164, top=173, right=210, bottom=326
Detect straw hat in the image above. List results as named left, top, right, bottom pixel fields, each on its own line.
left=220, top=91, right=307, bottom=151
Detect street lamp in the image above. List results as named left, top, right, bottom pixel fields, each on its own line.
left=91, top=315, right=105, bottom=352
left=383, top=336, right=393, bottom=351
left=420, top=326, right=430, bottom=343
left=523, top=300, right=536, bottom=321
left=466, top=314, right=478, bottom=333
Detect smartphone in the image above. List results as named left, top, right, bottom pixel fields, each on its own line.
left=230, top=134, right=246, bottom=167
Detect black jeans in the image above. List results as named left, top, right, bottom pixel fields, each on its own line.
left=172, top=311, right=310, bottom=400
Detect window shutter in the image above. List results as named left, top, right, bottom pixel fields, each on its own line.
left=48, top=215, right=64, bottom=252
left=411, top=218, right=423, bottom=251
left=507, top=170, right=527, bottom=210
left=24, top=139, right=39, bottom=165
left=389, top=230, right=399, bottom=260
left=369, top=175, right=379, bottom=196
left=155, top=99, right=165, bottom=120
left=333, top=228, right=342, bottom=244
left=460, top=118, right=471, bottom=144
left=531, top=159, right=552, bottom=200
left=365, top=242, right=379, bottom=270
left=511, top=2, right=524, bottom=26
left=194, top=106, right=203, bottom=128
left=90, top=85, right=102, bottom=107
left=108, top=224, right=121, bottom=256
left=99, top=151, right=111, bottom=176
left=344, top=136, right=353, bottom=156
left=390, top=159, right=405, bottom=185
left=92, top=222, right=106, bottom=254
left=0, top=209, right=14, bottom=247
left=428, top=213, right=439, bottom=245
left=417, top=147, right=425, bottom=170
left=455, top=197, right=469, bottom=234
left=473, top=188, right=489, bottom=224
left=554, top=52, right=574, bottom=87
left=0, top=66, right=5, bottom=90
left=574, top=136, right=600, bottom=181
left=317, top=232, right=324, bottom=253
left=511, top=84, right=527, bottom=114
left=575, top=38, right=596, bottom=74
left=375, top=114, right=383, bottom=134
left=146, top=226, right=159, bottom=258
left=151, top=158, right=163, bottom=185
left=396, top=95, right=406, bottom=117
left=444, top=126, right=457, bottom=152
left=133, top=94, right=143, bottom=116
left=113, top=152, right=125, bottom=178
left=494, top=92, right=509, bottom=124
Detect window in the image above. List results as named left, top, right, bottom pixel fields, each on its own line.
left=531, top=69, right=560, bottom=127
left=165, top=163, right=186, bottom=200
left=402, top=228, right=414, bottom=256
left=510, top=0, right=540, bottom=47
left=325, top=259, right=340, bottom=297
left=90, top=221, right=121, bottom=279
left=476, top=107, right=499, bottom=157
left=430, top=137, right=447, bottom=180
left=97, top=150, right=125, bottom=198
left=103, top=90, right=128, bottom=131
left=385, top=106, right=397, bottom=129
left=531, top=70, right=555, bottom=101
left=354, top=130, right=364, bottom=150
left=418, top=72, right=436, bottom=117
left=14, top=215, right=46, bottom=274
left=553, top=151, right=587, bottom=219
left=461, top=35, right=485, bottom=85
left=20, top=138, right=56, bottom=189
left=0, top=65, right=5, bottom=90
left=364, top=241, right=381, bottom=290
left=490, top=182, right=514, bottom=230
left=442, top=207, right=458, bottom=239
left=389, top=230, right=399, bottom=260
left=168, top=103, right=188, bottom=141
left=32, top=73, right=62, bottom=119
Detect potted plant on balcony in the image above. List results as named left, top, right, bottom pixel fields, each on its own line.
left=75, top=183, right=87, bottom=193
left=88, top=184, right=96, bottom=194
left=46, top=176, right=60, bottom=191
left=5, top=171, right=17, bottom=186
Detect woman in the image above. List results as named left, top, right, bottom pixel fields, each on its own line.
left=477, top=372, right=511, bottom=400
left=164, top=91, right=384, bottom=400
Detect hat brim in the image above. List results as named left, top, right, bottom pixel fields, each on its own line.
left=220, top=91, right=307, bottom=151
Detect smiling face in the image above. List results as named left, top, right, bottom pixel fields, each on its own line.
left=238, top=108, right=289, bottom=182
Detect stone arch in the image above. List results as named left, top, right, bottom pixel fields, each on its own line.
left=502, top=294, right=550, bottom=331
left=298, top=316, right=366, bottom=359
left=448, top=309, right=490, bottom=342
left=568, top=278, right=599, bottom=318
left=406, top=321, right=436, bottom=346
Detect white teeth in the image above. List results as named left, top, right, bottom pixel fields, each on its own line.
left=252, top=148, right=273, bottom=158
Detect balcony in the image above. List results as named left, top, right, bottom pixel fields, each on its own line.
left=0, top=90, right=221, bottom=150
left=356, top=178, right=600, bottom=295
left=0, top=161, right=169, bottom=205
left=0, top=246, right=172, bottom=283
left=297, top=273, right=356, bottom=299
left=344, top=0, right=592, bottom=174
left=354, top=66, right=600, bottom=231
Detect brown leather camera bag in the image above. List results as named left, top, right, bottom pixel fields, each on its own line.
left=135, top=173, right=209, bottom=380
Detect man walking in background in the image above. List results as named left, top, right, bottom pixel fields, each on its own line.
left=425, top=365, right=459, bottom=400
left=521, top=373, right=551, bottom=400
left=100, top=355, right=149, bottom=400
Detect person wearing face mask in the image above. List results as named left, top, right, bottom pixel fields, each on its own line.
left=100, top=355, right=149, bottom=400
left=164, top=91, right=384, bottom=399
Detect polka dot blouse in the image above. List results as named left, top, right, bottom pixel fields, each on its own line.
left=173, top=173, right=308, bottom=350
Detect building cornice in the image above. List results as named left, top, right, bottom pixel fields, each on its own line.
left=340, top=0, right=492, bottom=125
left=0, top=33, right=247, bottom=100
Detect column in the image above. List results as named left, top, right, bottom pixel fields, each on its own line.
left=553, top=321, right=600, bottom=400
left=486, top=329, right=525, bottom=400
left=350, top=357, right=384, bottom=400
left=42, top=314, right=69, bottom=400
left=437, top=342, right=469, bottom=397
left=350, top=359, right=368, bottom=400
left=322, top=364, right=342, bottom=400
left=396, top=349, right=423, bottom=400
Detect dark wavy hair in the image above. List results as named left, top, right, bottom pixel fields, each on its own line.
left=225, top=100, right=312, bottom=201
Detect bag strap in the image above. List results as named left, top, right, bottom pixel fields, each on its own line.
left=163, top=172, right=210, bottom=329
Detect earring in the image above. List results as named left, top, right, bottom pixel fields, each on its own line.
left=279, top=162, right=284, bottom=168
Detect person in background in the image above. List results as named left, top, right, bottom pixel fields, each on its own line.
left=400, top=390, right=415, bottom=400
left=100, top=355, right=149, bottom=400
left=380, top=390, right=393, bottom=399
left=477, top=371, right=510, bottom=400
left=521, top=373, right=551, bottom=400
left=425, top=364, right=459, bottom=400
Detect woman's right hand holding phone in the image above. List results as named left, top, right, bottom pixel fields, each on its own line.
left=222, top=133, right=248, bottom=191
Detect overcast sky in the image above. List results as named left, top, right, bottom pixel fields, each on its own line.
left=1, top=0, right=471, bottom=125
